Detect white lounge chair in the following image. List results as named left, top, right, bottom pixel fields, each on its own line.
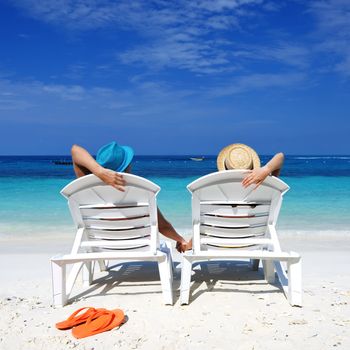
left=180, top=170, right=302, bottom=306
left=51, top=174, right=173, bottom=307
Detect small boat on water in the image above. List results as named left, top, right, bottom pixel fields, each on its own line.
left=190, top=157, right=205, bottom=161
left=52, top=160, right=73, bottom=165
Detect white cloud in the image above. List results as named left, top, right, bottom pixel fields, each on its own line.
left=42, top=84, right=86, bottom=101
left=119, top=37, right=232, bottom=74
left=193, top=0, right=262, bottom=12
left=210, top=72, right=306, bottom=96
left=0, top=78, right=123, bottom=113
left=309, top=0, right=350, bottom=35
left=0, top=71, right=304, bottom=128
left=10, top=0, right=273, bottom=74
left=232, top=43, right=310, bottom=68
left=11, top=0, right=120, bottom=30
left=10, top=0, right=335, bottom=81
left=0, top=77, right=197, bottom=124
left=0, top=98, right=35, bottom=110
left=308, top=0, right=350, bottom=76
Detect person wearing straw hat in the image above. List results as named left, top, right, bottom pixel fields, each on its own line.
left=216, top=143, right=284, bottom=187
left=180, top=144, right=284, bottom=252
left=70, top=142, right=191, bottom=253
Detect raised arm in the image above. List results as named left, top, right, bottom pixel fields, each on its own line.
left=242, top=152, right=284, bottom=188
left=71, top=144, right=126, bottom=191
left=265, top=152, right=284, bottom=177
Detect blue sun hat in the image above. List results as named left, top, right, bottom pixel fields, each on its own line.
left=96, top=141, right=134, bottom=172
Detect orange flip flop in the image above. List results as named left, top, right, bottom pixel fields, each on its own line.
left=56, top=307, right=105, bottom=330
left=72, top=309, right=125, bottom=339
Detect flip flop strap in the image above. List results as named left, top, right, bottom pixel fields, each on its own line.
left=85, top=310, right=115, bottom=331
left=67, top=307, right=96, bottom=322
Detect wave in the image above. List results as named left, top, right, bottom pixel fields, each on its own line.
left=293, top=156, right=350, bottom=160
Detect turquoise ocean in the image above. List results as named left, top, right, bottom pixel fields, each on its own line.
left=0, top=155, right=349, bottom=239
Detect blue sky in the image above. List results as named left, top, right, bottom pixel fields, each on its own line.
left=0, top=0, right=349, bottom=155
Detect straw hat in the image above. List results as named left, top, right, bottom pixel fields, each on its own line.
left=217, top=143, right=261, bottom=171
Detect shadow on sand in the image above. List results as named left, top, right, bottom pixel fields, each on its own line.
left=68, top=259, right=283, bottom=305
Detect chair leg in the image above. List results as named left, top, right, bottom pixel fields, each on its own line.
left=167, top=252, right=174, bottom=286
left=167, top=242, right=175, bottom=275
left=158, top=255, right=174, bottom=305
left=51, top=260, right=67, bottom=307
left=251, top=259, right=260, bottom=271
left=180, top=256, right=193, bottom=305
left=66, top=262, right=84, bottom=295
left=82, top=261, right=93, bottom=287
left=263, top=260, right=275, bottom=283
left=288, top=258, right=302, bottom=306
left=98, top=260, right=107, bottom=271
left=160, top=241, right=174, bottom=274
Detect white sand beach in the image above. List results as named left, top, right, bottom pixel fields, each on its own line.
left=0, top=235, right=349, bottom=350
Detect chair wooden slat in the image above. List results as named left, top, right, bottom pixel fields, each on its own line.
left=200, top=203, right=270, bottom=216
left=200, top=214, right=268, bottom=227
left=87, top=226, right=151, bottom=240
left=84, top=216, right=150, bottom=229
left=80, top=206, right=149, bottom=218
left=200, top=225, right=266, bottom=238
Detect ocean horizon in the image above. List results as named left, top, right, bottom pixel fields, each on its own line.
left=1, top=154, right=350, bottom=239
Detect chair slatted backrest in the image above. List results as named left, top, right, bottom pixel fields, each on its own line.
left=187, top=170, right=289, bottom=252
left=61, top=174, right=160, bottom=254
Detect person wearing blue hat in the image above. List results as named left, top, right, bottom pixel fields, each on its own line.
left=71, top=142, right=190, bottom=252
